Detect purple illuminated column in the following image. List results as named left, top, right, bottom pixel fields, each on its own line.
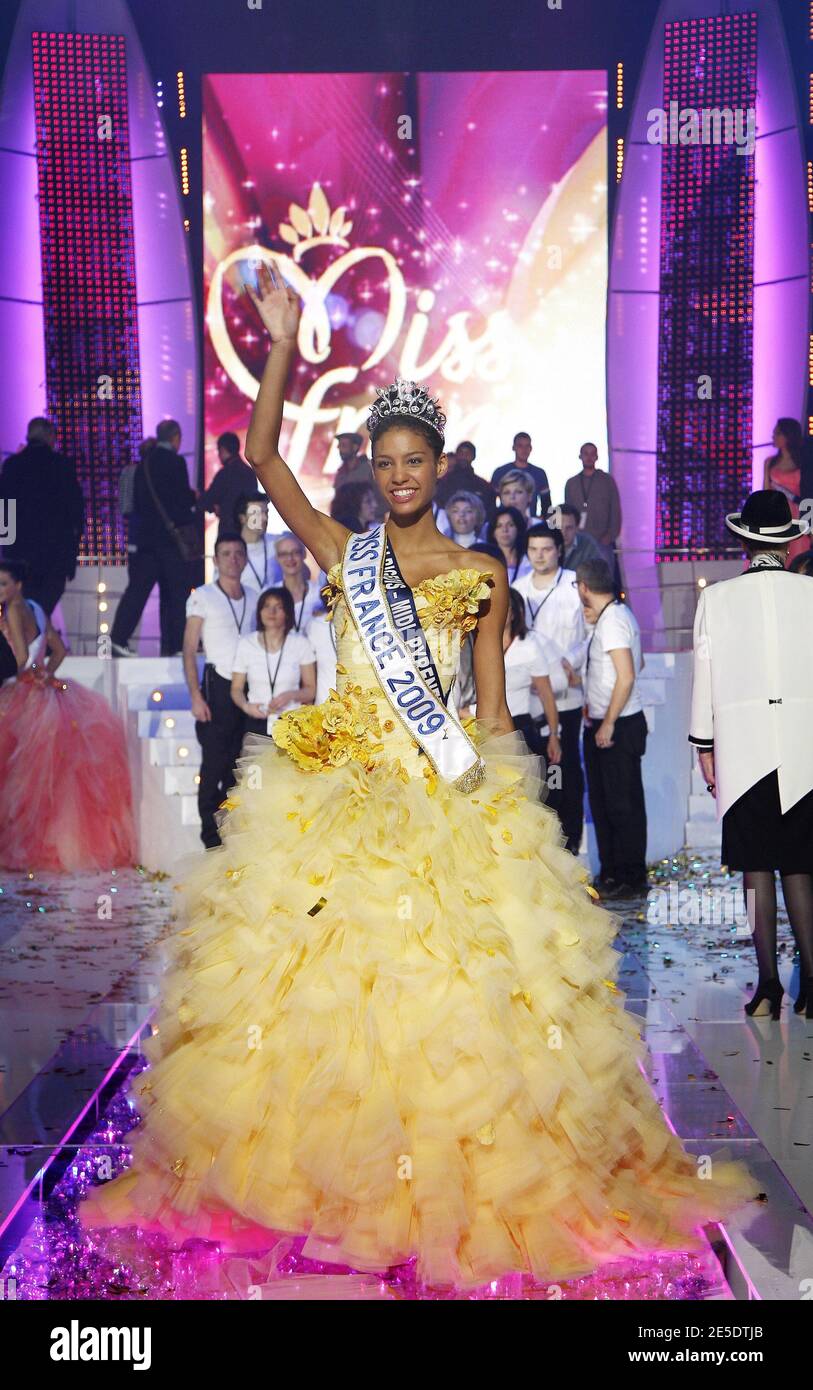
left=655, top=13, right=757, bottom=561
left=31, top=30, right=142, bottom=561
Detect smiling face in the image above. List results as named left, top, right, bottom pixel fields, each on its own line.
left=276, top=538, right=306, bottom=576
left=371, top=424, right=445, bottom=515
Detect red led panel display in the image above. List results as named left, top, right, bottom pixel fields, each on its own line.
left=656, top=14, right=757, bottom=560
left=31, top=31, right=142, bottom=561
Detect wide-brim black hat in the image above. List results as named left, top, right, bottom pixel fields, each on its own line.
left=725, top=489, right=809, bottom=543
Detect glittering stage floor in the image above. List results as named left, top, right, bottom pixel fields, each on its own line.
left=2, top=1064, right=730, bottom=1301
left=2, top=854, right=813, bottom=1300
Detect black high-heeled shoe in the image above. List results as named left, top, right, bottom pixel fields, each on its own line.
left=744, top=978, right=784, bottom=1020
left=795, top=976, right=813, bottom=1020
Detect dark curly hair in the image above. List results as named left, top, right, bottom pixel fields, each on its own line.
left=369, top=414, right=444, bottom=461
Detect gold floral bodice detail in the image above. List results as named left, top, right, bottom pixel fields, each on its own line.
left=272, top=565, right=493, bottom=778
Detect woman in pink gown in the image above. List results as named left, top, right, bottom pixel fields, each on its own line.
left=763, top=417, right=808, bottom=566
left=0, top=559, right=137, bottom=871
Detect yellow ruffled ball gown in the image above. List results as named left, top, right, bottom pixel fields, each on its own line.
left=80, top=564, right=758, bottom=1288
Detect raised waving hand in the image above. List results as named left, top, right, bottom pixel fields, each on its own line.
left=246, top=261, right=301, bottom=344
left=243, top=259, right=349, bottom=572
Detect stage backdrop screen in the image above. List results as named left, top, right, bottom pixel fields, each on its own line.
left=203, top=71, right=607, bottom=524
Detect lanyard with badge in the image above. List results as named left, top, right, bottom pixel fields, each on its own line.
left=292, top=589, right=308, bottom=632
left=528, top=568, right=562, bottom=625
left=205, top=582, right=247, bottom=702
left=262, top=631, right=288, bottom=710
left=577, top=473, right=596, bottom=529
left=246, top=543, right=268, bottom=590
left=216, top=581, right=247, bottom=634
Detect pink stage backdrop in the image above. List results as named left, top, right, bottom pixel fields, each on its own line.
left=203, top=71, right=608, bottom=523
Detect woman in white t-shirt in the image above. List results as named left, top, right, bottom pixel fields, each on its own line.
left=275, top=532, right=323, bottom=632
left=504, top=588, right=561, bottom=766
left=231, top=587, right=316, bottom=736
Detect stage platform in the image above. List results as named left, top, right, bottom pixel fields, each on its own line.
left=1, top=853, right=811, bottom=1300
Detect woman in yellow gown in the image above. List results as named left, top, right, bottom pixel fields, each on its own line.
left=80, top=266, right=757, bottom=1289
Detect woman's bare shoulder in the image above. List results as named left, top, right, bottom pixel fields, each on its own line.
left=6, top=596, right=31, bottom=628
left=442, top=542, right=493, bottom=574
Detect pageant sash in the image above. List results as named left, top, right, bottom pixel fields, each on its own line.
left=341, top=525, right=485, bottom=790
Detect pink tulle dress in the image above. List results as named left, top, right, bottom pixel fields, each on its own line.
left=0, top=600, right=137, bottom=871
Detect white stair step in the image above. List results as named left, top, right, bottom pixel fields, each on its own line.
left=126, top=681, right=192, bottom=711
left=688, top=792, right=718, bottom=819
left=163, top=765, right=202, bottom=795
left=139, top=812, right=202, bottom=865
left=137, top=709, right=196, bottom=737
left=180, top=793, right=202, bottom=826
left=114, top=657, right=186, bottom=685
left=684, top=818, right=721, bottom=849
left=148, top=737, right=201, bottom=767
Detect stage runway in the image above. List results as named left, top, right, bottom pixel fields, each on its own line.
left=1, top=854, right=812, bottom=1300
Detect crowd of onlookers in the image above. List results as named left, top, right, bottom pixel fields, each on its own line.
left=0, top=414, right=638, bottom=882
left=326, top=426, right=622, bottom=577
left=112, top=420, right=639, bottom=889
left=8, top=413, right=813, bottom=893
left=3, top=405, right=813, bottom=908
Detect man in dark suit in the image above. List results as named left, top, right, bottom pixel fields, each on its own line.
left=198, top=431, right=256, bottom=540
left=0, top=418, right=84, bottom=613
left=110, top=418, right=196, bottom=656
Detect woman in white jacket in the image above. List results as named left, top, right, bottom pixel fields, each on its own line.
left=689, top=491, right=813, bottom=1019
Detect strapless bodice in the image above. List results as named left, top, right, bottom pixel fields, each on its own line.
left=271, top=564, right=493, bottom=780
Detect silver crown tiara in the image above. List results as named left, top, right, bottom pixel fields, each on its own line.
left=366, top=376, right=447, bottom=442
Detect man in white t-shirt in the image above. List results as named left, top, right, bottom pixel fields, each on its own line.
left=576, top=557, right=647, bottom=897
left=183, top=532, right=255, bottom=848
left=234, top=492, right=283, bottom=592
left=512, top=524, right=588, bottom=853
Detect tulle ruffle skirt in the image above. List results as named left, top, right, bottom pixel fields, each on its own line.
left=0, top=675, right=137, bottom=872
left=79, top=724, right=757, bottom=1287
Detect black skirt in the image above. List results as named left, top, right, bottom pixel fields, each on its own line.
left=721, top=769, right=813, bottom=873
